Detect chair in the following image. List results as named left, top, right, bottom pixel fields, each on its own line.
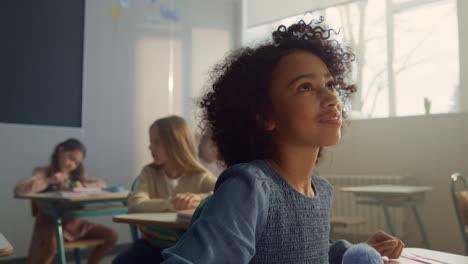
left=125, top=178, right=140, bottom=242
left=30, top=201, right=106, bottom=264
left=63, top=239, right=105, bottom=264
left=450, top=173, right=468, bottom=255
left=189, top=194, right=213, bottom=227
left=125, top=178, right=185, bottom=247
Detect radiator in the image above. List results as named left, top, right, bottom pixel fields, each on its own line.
left=323, top=174, right=409, bottom=237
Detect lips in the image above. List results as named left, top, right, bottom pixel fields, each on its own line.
left=318, top=111, right=342, bottom=125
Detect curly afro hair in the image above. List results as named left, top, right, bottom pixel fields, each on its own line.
left=199, top=18, right=356, bottom=167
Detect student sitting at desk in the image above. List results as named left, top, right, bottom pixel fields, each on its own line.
left=162, top=18, right=404, bottom=264
left=14, top=138, right=118, bottom=264
left=113, top=115, right=217, bottom=264
left=198, top=130, right=225, bottom=178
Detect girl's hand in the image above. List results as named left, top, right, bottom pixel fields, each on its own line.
left=48, top=172, right=68, bottom=184
left=366, top=230, right=405, bottom=259
left=171, top=193, right=202, bottom=210
left=74, top=181, right=83, bottom=188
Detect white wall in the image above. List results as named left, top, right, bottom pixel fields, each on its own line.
left=0, top=0, right=237, bottom=259
left=317, top=114, right=468, bottom=254
left=458, top=0, right=468, bottom=112
left=244, top=0, right=357, bottom=27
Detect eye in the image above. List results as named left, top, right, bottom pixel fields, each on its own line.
left=327, top=81, right=338, bottom=90
left=298, top=83, right=314, bottom=92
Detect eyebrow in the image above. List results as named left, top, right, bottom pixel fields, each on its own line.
left=287, top=73, right=333, bottom=86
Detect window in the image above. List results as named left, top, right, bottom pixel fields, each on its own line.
left=243, top=0, right=459, bottom=119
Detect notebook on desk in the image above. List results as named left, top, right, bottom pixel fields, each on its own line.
left=59, top=188, right=112, bottom=198
left=176, top=208, right=196, bottom=223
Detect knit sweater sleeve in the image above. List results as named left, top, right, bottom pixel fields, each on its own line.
left=128, top=166, right=175, bottom=212
left=162, top=164, right=270, bottom=264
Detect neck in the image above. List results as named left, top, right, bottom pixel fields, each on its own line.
left=163, top=163, right=181, bottom=179
left=268, top=144, right=319, bottom=197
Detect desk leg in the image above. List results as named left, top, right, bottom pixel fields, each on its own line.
left=130, top=225, right=139, bottom=242
left=382, top=206, right=397, bottom=236
left=53, top=215, right=66, bottom=264
left=411, top=206, right=431, bottom=249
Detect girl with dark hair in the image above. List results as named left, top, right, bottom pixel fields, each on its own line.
left=161, top=18, right=404, bottom=263
left=15, top=138, right=118, bottom=264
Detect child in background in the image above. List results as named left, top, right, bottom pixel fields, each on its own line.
left=162, top=18, right=404, bottom=264
left=198, top=130, right=225, bottom=178
left=113, top=115, right=217, bottom=264
left=14, top=138, right=118, bottom=264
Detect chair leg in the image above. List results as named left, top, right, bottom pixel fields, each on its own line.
left=73, top=248, right=81, bottom=264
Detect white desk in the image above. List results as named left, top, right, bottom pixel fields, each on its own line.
left=0, top=232, right=13, bottom=257
left=340, top=185, right=433, bottom=249
left=113, top=212, right=189, bottom=230
left=388, top=247, right=468, bottom=264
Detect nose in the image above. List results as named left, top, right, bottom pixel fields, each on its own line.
left=66, top=161, right=74, bottom=169
left=320, top=88, right=340, bottom=109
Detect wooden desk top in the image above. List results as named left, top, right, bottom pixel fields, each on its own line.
left=15, top=191, right=129, bottom=202
left=0, top=233, right=13, bottom=258
left=390, top=247, right=468, bottom=264
left=340, top=185, right=433, bottom=195
left=113, top=213, right=189, bottom=230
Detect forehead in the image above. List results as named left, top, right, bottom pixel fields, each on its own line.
left=63, top=150, right=84, bottom=160
left=149, top=126, right=160, bottom=138
left=271, top=50, right=330, bottom=85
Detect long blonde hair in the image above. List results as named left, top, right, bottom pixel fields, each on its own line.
left=151, top=115, right=208, bottom=175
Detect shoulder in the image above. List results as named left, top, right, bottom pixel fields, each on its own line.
left=313, top=175, right=334, bottom=196
left=32, top=167, right=48, bottom=177
left=140, top=164, right=161, bottom=177
left=215, top=160, right=271, bottom=192
left=189, top=170, right=216, bottom=181
left=313, top=175, right=332, bottom=186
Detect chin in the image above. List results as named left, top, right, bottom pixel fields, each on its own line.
left=320, top=135, right=341, bottom=146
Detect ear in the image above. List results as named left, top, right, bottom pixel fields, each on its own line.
left=256, top=113, right=276, bottom=131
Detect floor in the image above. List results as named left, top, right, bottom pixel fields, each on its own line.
left=67, top=254, right=116, bottom=264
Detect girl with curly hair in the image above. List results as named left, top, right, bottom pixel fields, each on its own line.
left=162, top=18, right=404, bottom=263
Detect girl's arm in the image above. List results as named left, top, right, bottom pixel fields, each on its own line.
left=14, top=168, right=49, bottom=195
left=128, top=173, right=175, bottom=212
left=196, top=172, right=217, bottom=200
left=80, top=175, right=107, bottom=188
left=161, top=165, right=270, bottom=264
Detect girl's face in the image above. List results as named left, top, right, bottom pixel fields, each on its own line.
left=267, top=50, right=343, bottom=148
left=58, top=149, right=84, bottom=173
left=149, top=126, right=168, bottom=166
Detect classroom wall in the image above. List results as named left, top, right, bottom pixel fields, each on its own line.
left=317, top=0, right=468, bottom=254
left=317, top=1, right=468, bottom=253
left=0, top=0, right=237, bottom=259
left=317, top=113, right=467, bottom=254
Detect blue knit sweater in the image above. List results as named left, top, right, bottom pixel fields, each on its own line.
left=162, top=160, right=351, bottom=263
